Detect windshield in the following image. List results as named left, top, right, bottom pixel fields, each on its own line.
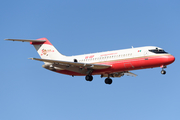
left=149, top=49, right=168, bottom=54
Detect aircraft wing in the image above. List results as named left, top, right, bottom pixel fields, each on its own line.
left=124, top=71, right=137, bottom=77
left=29, top=58, right=111, bottom=70
left=101, top=71, right=137, bottom=78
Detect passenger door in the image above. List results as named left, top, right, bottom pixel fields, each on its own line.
left=144, top=51, right=149, bottom=60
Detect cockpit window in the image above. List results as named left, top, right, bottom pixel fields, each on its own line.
left=149, top=49, right=168, bottom=54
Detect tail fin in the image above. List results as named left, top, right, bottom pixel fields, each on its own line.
left=5, top=38, right=66, bottom=60
left=30, top=38, right=66, bottom=60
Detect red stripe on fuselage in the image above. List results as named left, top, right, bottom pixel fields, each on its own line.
left=55, top=54, right=175, bottom=76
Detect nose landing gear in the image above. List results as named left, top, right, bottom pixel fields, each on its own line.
left=160, top=65, right=167, bottom=75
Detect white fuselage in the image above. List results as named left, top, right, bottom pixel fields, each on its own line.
left=64, top=46, right=161, bottom=64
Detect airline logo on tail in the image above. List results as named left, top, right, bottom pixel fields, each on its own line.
left=41, top=49, right=54, bottom=56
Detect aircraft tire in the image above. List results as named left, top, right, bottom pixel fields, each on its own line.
left=85, top=75, right=93, bottom=81
left=105, top=78, right=112, bottom=85
left=161, top=70, right=166, bottom=75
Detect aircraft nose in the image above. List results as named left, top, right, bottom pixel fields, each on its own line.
left=168, top=55, right=175, bottom=64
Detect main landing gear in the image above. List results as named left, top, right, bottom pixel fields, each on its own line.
left=85, top=75, right=113, bottom=85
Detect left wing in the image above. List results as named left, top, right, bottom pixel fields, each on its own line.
left=29, top=58, right=111, bottom=70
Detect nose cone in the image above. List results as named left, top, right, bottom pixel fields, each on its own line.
left=168, top=55, right=175, bottom=64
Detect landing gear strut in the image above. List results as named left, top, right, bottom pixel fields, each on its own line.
left=161, top=65, right=166, bottom=75
left=105, top=78, right=112, bottom=85
left=85, top=75, right=93, bottom=81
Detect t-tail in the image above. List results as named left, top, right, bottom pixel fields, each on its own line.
left=5, top=38, right=66, bottom=60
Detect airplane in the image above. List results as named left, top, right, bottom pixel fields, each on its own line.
left=5, top=38, right=175, bottom=85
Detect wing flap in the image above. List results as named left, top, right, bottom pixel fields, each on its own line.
left=124, top=71, right=137, bottom=77
left=29, top=58, right=111, bottom=70
left=101, top=71, right=137, bottom=78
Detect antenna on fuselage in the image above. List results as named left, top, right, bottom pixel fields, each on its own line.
left=132, top=46, right=134, bottom=48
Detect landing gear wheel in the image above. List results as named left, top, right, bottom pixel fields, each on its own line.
left=85, top=75, right=93, bottom=81
left=161, top=70, right=166, bottom=75
left=105, top=78, right=112, bottom=85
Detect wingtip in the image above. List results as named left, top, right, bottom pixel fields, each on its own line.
left=28, top=58, right=36, bottom=60
left=4, top=39, right=15, bottom=41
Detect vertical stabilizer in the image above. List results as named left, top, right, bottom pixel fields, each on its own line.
left=30, top=38, right=66, bottom=60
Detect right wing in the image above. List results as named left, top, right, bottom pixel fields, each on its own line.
left=101, top=71, right=137, bottom=78
left=124, top=71, right=137, bottom=77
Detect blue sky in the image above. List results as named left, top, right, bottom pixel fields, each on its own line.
left=0, top=0, right=180, bottom=120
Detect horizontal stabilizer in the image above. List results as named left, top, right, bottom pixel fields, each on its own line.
left=5, top=39, right=46, bottom=43
left=29, top=58, right=111, bottom=70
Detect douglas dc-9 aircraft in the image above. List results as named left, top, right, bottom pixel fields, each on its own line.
left=6, top=38, right=175, bottom=84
